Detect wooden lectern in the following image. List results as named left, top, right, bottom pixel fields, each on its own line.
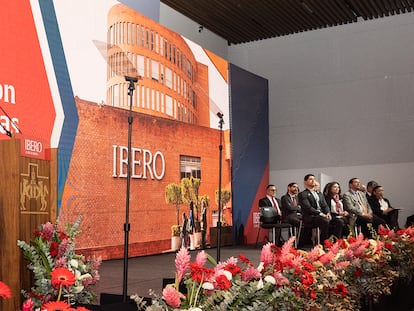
left=0, top=138, right=57, bottom=311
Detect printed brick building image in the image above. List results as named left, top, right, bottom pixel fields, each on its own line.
left=58, top=4, right=232, bottom=260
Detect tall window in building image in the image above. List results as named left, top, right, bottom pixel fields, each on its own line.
left=180, top=155, right=201, bottom=179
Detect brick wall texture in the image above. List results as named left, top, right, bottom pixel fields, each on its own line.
left=59, top=97, right=231, bottom=260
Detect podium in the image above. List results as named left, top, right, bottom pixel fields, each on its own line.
left=0, top=138, right=57, bottom=311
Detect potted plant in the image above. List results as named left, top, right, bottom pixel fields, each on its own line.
left=181, top=176, right=206, bottom=249
left=215, top=188, right=232, bottom=226
left=171, top=225, right=181, bottom=251
left=165, top=183, right=183, bottom=225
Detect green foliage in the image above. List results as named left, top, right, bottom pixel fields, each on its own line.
left=181, top=176, right=200, bottom=206
left=165, top=183, right=183, bottom=225
left=171, top=225, right=181, bottom=237
left=215, top=189, right=231, bottom=206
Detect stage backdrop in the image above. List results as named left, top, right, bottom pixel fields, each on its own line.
left=0, top=0, right=268, bottom=260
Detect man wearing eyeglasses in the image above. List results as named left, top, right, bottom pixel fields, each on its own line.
left=259, top=184, right=282, bottom=218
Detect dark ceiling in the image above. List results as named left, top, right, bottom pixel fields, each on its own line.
left=161, top=0, right=414, bottom=45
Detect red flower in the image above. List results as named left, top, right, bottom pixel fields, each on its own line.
left=309, top=289, right=316, bottom=299
left=238, top=253, right=252, bottom=266
left=384, top=242, right=394, bottom=250
left=301, top=270, right=314, bottom=286
left=354, top=268, right=362, bottom=277
left=215, top=274, right=231, bottom=290
left=189, top=263, right=212, bottom=283
left=75, top=306, right=92, bottom=311
left=302, top=262, right=315, bottom=272
left=50, top=268, right=76, bottom=288
left=224, top=263, right=241, bottom=276
left=0, top=281, right=11, bottom=299
left=324, top=240, right=333, bottom=248
left=334, top=282, right=348, bottom=297
left=378, top=225, right=390, bottom=236
left=50, top=241, right=60, bottom=257
left=42, top=300, right=71, bottom=310
left=348, top=237, right=356, bottom=243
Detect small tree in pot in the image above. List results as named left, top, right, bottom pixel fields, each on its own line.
left=165, top=183, right=183, bottom=226
left=215, top=189, right=231, bottom=226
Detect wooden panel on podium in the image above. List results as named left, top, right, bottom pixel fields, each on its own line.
left=0, top=138, right=56, bottom=311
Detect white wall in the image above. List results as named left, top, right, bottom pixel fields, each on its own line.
left=228, top=13, right=414, bottom=226
left=160, top=6, right=414, bottom=226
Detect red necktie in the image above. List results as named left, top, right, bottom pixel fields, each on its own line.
left=272, top=197, right=281, bottom=215
left=292, top=196, right=297, bottom=206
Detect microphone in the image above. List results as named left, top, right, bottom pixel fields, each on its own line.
left=216, top=112, right=223, bottom=118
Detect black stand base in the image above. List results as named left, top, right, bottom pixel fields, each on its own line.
left=100, top=293, right=151, bottom=311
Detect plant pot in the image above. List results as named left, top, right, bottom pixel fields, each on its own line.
left=171, top=236, right=181, bottom=251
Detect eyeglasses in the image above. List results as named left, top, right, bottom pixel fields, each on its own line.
left=269, top=189, right=276, bottom=191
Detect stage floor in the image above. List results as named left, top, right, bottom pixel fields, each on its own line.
left=93, top=245, right=263, bottom=304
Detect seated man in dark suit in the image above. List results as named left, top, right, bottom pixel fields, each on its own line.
left=258, top=184, right=282, bottom=244
left=368, top=185, right=399, bottom=230
left=281, top=182, right=302, bottom=227
left=298, top=174, right=331, bottom=244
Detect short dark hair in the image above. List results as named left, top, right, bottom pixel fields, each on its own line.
left=372, top=185, right=382, bottom=193
left=287, top=182, right=297, bottom=187
left=349, top=178, right=358, bottom=185
left=266, top=184, right=276, bottom=189
left=367, top=180, right=378, bottom=188
left=304, top=174, right=314, bottom=181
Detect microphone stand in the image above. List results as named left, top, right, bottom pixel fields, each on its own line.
left=122, top=75, right=138, bottom=303
left=216, top=112, right=224, bottom=262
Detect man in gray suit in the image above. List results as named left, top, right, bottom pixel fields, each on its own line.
left=343, top=177, right=386, bottom=238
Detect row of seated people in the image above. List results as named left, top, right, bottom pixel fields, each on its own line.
left=258, top=174, right=400, bottom=246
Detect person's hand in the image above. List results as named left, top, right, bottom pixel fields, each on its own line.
left=363, top=213, right=373, bottom=220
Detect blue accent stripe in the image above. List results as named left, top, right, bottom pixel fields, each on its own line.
left=229, top=63, right=269, bottom=243
left=38, top=0, right=79, bottom=209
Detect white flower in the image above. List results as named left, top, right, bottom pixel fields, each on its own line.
left=264, top=275, right=276, bottom=284
left=71, top=285, right=85, bottom=294
left=223, top=270, right=232, bottom=281
left=70, top=259, right=79, bottom=269
left=257, top=262, right=264, bottom=272
left=257, top=278, right=264, bottom=289
left=202, top=282, right=214, bottom=290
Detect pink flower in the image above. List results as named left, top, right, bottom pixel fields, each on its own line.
left=195, top=251, right=207, bottom=266
left=41, top=222, right=54, bottom=241
left=175, top=247, right=191, bottom=282
left=162, top=286, right=181, bottom=308
left=22, top=298, right=34, bottom=311
left=260, top=243, right=274, bottom=266
left=273, top=272, right=289, bottom=286
left=241, top=267, right=261, bottom=282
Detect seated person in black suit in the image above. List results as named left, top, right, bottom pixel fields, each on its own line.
left=368, top=185, right=399, bottom=230
left=298, top=174, right=331, bottom=244
left=281, top=182, right=302, bottom=227
left=259, top=184, right=283, bottom=244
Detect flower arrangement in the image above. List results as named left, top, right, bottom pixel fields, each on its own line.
left=138, top=225, right=414, bottom=311
left=17, top=217, right=101, bottom=309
